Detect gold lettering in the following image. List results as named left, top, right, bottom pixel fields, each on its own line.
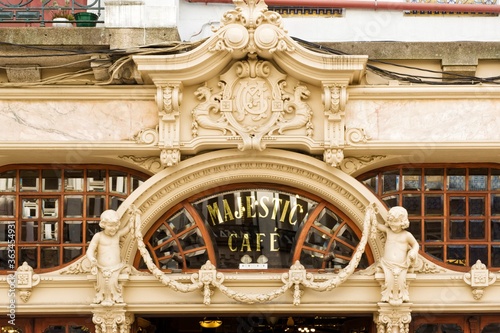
left=222, top=199, right=235, bottom=222
left=279, top=200, right=290, bottom=223
left=228, top=234, right=237, bottom=252
left=256, top=233, right=266, bottom=251
left=270, top=233, right=280, bottom=251
left=258, top=196, right=270, bottom=218
left=288, top=203, right=303, bottom=225
left=207, top=202, right=223, bottom=225
left=241, top=233, right=252, bottom=252
left=271, top=198, right=282, bottom=220
left=246, top=196, right=257, bottom=218
left=234, top=196, right=245, bottom=219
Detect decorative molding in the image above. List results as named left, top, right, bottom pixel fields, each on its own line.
left=463, top=259, right=497, bottom=300
left=15, top=262, right=40, bottom=303
left=119, top=155, right=164, bottom=174
left=92, top=304, right=134, bottom=333
left=339, top=155, right=386, bottom=174
left=374, top=302, right=412, bottom=333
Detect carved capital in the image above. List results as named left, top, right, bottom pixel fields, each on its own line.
left=15, top=262, right=40, bottom=303
left=92, top=305, right=134, bottom=333
left=374, top=303, right=412, bottom=333
left=463, top=259, right=497, bottom=300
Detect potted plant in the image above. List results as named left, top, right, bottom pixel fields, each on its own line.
left=50, top=0, right=74, bottom=27
left=74, top=11, right=99, bottom=27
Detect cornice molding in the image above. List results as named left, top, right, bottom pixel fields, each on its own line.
left=348, top=85, right=500, bottom=100
left=0, top=86, right=156, bottom=100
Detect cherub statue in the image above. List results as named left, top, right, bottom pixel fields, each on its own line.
left=371, top=206, right=419, bottom=305
left=86, top=209, right=134, bottom=306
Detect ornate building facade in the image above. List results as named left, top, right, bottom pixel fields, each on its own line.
left=1, top=0, right=500, bottom=332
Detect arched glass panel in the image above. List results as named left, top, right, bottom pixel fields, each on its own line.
left=359, top=165, right=500, bottom=271
left=136, top=185, right=373, bottom=271
left=0, top=165, right=149, bottom=274
left=482, top=323, right=500, bottom=333
left=415, top=324, right=463, bottom=333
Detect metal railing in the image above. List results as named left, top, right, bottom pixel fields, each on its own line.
left=0, top=0, right=104, bottom=27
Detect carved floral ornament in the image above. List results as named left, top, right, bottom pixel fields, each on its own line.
left=131, top=0, right=369, bottom=169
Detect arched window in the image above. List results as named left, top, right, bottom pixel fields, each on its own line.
left=135, top=184, right=373, bottom=271
left=358, top=164, right=500, bottom=271
left=0, top=165, right=149, bottom=273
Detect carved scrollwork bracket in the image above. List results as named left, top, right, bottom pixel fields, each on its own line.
left=323, top=83, right=347, bottom=167
left=156, top=83, right=183, bottom=167
left=463, top=259, right=497, bottom=300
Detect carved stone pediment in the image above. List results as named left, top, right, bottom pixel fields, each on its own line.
left=132, top=0, right=368, bottom=167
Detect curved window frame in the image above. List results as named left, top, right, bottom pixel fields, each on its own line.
left=134, top=183, right=374, bottom=272
left=358, top=164, right=500, bottom=271
left=0, top=165, right=149, bottom=274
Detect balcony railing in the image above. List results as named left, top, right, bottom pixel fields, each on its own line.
left=0, top=0, right=104, bottom=27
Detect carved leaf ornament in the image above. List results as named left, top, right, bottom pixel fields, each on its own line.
left=133, top=205, right=372, bottom=305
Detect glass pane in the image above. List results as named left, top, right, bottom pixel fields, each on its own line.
left=63, top=221, right=82, bottom=243
left=424, top=168, right=444, bottom=191
left=315, top=209, right=342, bottom=233
left=332, top=241, right=354, bottom=258
left=20, top=169, right=39, bottom=192
left=109, top=196, right=125, bottom=211
left=403, top=194, right=421, bottom=216
left=0, top=221, right=15, bottom=243
left=69, top=326, right=91, bottom=333
left=382, top=171, right=399, bottom=193
left=491, top=194, right=500, bottom=215
left=492, top=220, right=500, bottom=241
left=449, top=196, right=465, bottom=216
left=86, top=221, right=100, bottom=243
left=408, top=219, right=421, bottom=241
left=447, top=168, right=465, bottom=191
left=425, top=245, right=443, bottom=262
left=41, top=221, right=58, bottom=242
left=155, top=239, right=180, bottom=259
left=447, top=245, right=465, bottom=266
left=382, top=195, right=398, bottom=208
left=470, top=245, right=488, bottom=266
left=87, top=196, right=105, bottom=218
left=131, top=176, right=144, bottom=191
left=63, top=247, right=83, bottom=263
left=300, top=249, right=325, bottom=269
left=482, top=323, right=500, bottom=333
left=441, top=324, right=463, bottom=333
left=469, top=168, right=487, bottom=191
left=42, top=198, right=58, bottom=218
left=415, top=324, right=438, bottom=333
left=42, top=169, right=61, bottom=192
left=158, top=255, right=182, bottom=271
left=337, top=224, right=358, bottom=247
left=425, top=220, right=443, bottom=242
left=361, top=176, right=378, bottom=193
left=168, top=209, right=196, bottom=234
left=21, top=222, right=38, bottom=242
left=304, top=227, right=329, bottom=250
left=492, top=246, right=500, bottom=267
left=0, top=247, right=8, bottom=269
left=109, top=170, right=127, bottom=194
left=469, top=196, right=485, bottom=216
left=0, top=170, right=16, bottom=192
left=491, top=169, right=500, bottom=190
left=424, top=195, right=443, bottom=215
left=449, top=220, right=465, bottom=239
left=469, top=220, right=485, bottom=239
left=64, top=169, right=84, bottom=191
left=402, top=168, right=421, bottom=191
left=43, top=325, right=65, bottom=333
left=41, top=247, right=59, bottom=268
left=87, top=169, right=106, bottom=192
left=19, top=246, right=37, bottom=268
left=0, top=195, right=15, bottom=217
left=151, top=224, right=172, bottom=246
left=184, top=248, right=208, bottom=269
left=22, top=198, right=39, bottom=218
left=64, top=195, right=83, bottom=217
left=178, top=228, right=205, bottom=251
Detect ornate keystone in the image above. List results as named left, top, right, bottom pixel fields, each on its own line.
left=463, top=259, right=497, bottom=300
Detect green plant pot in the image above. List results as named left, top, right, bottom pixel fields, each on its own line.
left=74, top=12, right=98, bottom=27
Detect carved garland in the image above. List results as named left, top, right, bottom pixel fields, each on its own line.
left=132, top=204, right=372, bottom=305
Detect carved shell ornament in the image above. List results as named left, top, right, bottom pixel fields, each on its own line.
left=209, top=0, right=294, bottom=55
